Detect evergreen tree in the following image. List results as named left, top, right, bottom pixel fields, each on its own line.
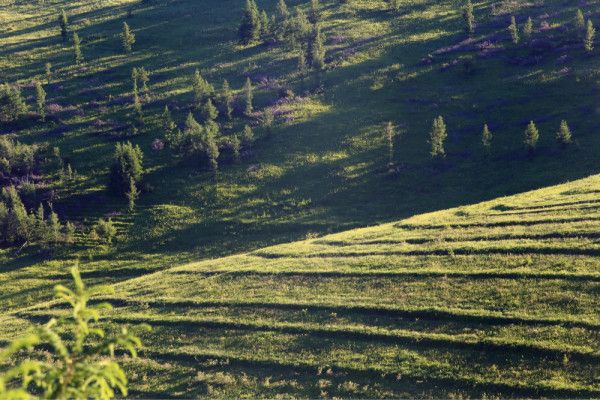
left=261, top=10, right=270, bottom=38
left=59, top=9, right=68, bottom=40
left=162, top=105, right=176, bottom=141
left=523, top=17, right=533, bottom=39
left=137, top=67, right=150, bottom=93
left=92, top=218, right=117, bottom=244
left=310, top=25, right=325, bottom=70
left=263, top=108, right=274, bottom=137
left=0, top=84, right=28, bottom=122
left=482, top=123, right=492, bottom=154
left=298, top=49, right=307, bottom=73
left=201, top=98, right=219, bottom=122
left=121, top=22, right=136, bottom=53
left=244, top=77, right=254, bottom=115
left=45, top=62, right=52, bottom=84
left=429, top=116, right=447, bottom=158
left=231, top=135, right=241, bottom=163
left=205, top=123, right=220, bottom=174
left=556, top=120, right=572, bottom=147
left=238, top=0, right=261, bottom=45
left=35, top=81, right=46, bottom=121
left=463, top=0, right=475, bottom=34
left=133, top=87, right=143, bottom=123
left=192, top=69, right=214, bottom=108
left=109, top=142, right=144, bottom=196
left=242, top=125, right=254, bottom=148
left=388, top=0, right=400, bottom=12
left=2, top=186, right=30, bottom=245
left=309, top=0, right=320, bottom=24
left=221, top=79, right=234, bottom=121
left=64, top=221, right=76, bottom=244
left=48, top=211, right=61, bottom=244
left=126, top=177, right=138, bottom=212
left=277, top=0, right=289, bottom=20
left=585, top=19, right=595, bottom=52
left=385, top=121, right=395, bottom=165
left=575, top=9, right=585, bottom=31
left=524, top=120, right=539, bottom=153
left=508, top=16, right=519, bottom=44
left=72, top=32, right=83, bottom=64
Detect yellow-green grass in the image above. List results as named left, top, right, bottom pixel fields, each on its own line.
left=7, top=173, right=600, bottom=398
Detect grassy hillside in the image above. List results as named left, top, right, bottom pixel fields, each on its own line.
left=5, top=173, right=600, bottom=398
left=1, top=0, right=600, bottom=314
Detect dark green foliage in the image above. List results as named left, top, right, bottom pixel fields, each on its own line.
left=192, top=69, right=214, bottom=108
left=0, top=267, right=146, bottom=399
left=58, top=9, right=68, bottom=39
left=508, top=16, right=519, bottom=44
left=162, top=105, right=176, bottom=142
left=244, top=77, right=253, bottom=115
left=260, top=10, right=270, bottom=38
left=201, top=98, right=219, bottom=122
left=133, top=67, right=150, bottom=93
left=284, top=8, right=312, bottom=48
left=275, top=0, right=290, bottom=41
left=556, top=120, right=572, bottom=147
left=91, top=218, right=117, bottom=244
left=309, top=25, right=325, bottom=70
left=429, top=116, right=447, bottom=158
left=263, top=108, right=274, bottom=137
left=110, top=142, right=144, bottom=196
left=121, top=22, right=136, bottom=53
left=238, top=0, right=261, bottom=45
left=35, top=81, right=46, bottom=121
left=230, top=135, right=241, bottom=163
left=463, top=0, right=475, bottom=34
left=585, top=19, right=595, bottom=52
left=133, top=87, right=143, bottom=123
left=127, top=177, right=139, bottom=212
left=0, top=136, right=40, bottom=178
left=242, top=124, right=254, bottom=148
left=205, top=122, right=220, bottom=174
left=220, top=79, right=234, bottom=121
left=174, top=113, right=220, bottom=171
left=524, top=120, right=539, bottom=153
left=388, top=0, right=400, bottom=12
left=0, top=84, right=28, bottom=123
left=72, top=32, right=83, bottom=64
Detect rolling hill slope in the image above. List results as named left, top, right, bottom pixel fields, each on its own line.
left=6, top=173, right=600, bottom=398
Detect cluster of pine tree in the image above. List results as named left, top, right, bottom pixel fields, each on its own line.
left=109, top=142, right=144, bottom=211
left=0, top=186, right=74, bottom=248
left=239, top=0, right=326, bottom=70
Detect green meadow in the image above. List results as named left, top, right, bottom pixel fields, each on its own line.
left=1, top=0, right=599, bottom=397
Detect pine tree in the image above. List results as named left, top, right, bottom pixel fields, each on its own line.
left=162, top=105, right=176, bottom=141
left=2, top=186, right=30, bottom=244
left=309, top=0, right=320, bottom=24
left=35, top=81, right=46, bottom=121
left=137, top=67, right=150, bottom=93
left=508, top=16, right=519, bottom=44
left=385, top=121, right=395, bottom=165
left=64, top=221, right=76, bottom=244
left=463, top=0, right=475, bottom=35
left=482, top=123, right=492, bottom=154
left=556, top=120, right=572, bottom=147
left=59, top=9, right=68, bottom=40
left=205, top=123, right=220, bottom=174
left=261, top=10, right=270, bottom=38
left=575, top=9, right=585, bottom=31
left=310, top=25, right=325, bottom=70
left=126, top=177, right=138, bottom=212
left=244, top=77, right=254, bottom=115
left=242, top=125, right=254, bottom=148
left=72, top=32, right=83, bottom=64
left=231, top=135, right=241, bottom=163
left=192, top=69, right=214, bottom=108
left=110, top=142, right=144, bottom=196
left=48, top=211, right=61, bottom=244
left=263, top=108, right=274, bottom=137
left=221, top=79, right=234, bottom=121
left=201, top=98, right=219, bottom=122
left=121, top=22, right=136, bottom=53
left=277, top=0, right=289, bottom=20
left=45, top=62, right=52, bottom=84
left=585, top=19, right=595, bottom=52
left=298, top=49, right=307, bottom=73
left=388, top=0, right=400, bottom=12
left=238, top=0, right=261, bottom=44
left=523, top=17, right=533, bottom=40
left=429, top=116, right=447, bottom=158
left=133, top=86, right=143, bottom=123
left=0, top=84, right=28, bottom=122
left=524, top=120, right=539, bottom=153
